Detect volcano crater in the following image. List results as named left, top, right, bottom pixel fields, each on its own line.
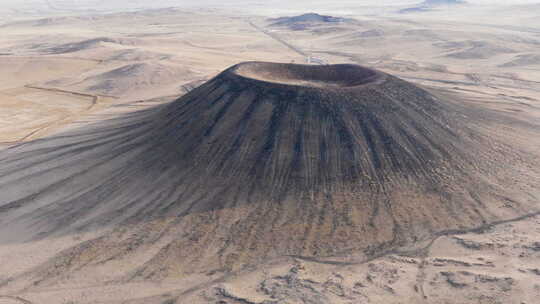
left=231, top=61, right=384, bottom=89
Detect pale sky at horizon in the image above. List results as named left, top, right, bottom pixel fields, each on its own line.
left=1, top=0, right=539, bottom=6
left=1, top=0, right=538, bottom=16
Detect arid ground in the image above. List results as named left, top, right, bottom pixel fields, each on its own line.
left=0, top=2, right=539, bottom=303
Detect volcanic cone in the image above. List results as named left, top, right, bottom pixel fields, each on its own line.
left=0, top=62, right=538, bottom=281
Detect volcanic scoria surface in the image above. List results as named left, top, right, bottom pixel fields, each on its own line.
left=0, top=62, right=538, bottom=284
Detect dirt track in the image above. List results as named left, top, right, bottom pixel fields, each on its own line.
left=248, top=20, right=307, bottom=57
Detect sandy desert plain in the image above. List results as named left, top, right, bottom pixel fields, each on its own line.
left=0, top=1, right=540, bottom=303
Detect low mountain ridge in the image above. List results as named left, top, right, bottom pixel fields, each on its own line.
left=269, top=13, right=355, bottom=30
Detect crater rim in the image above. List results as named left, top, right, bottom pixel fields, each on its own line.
left=229, top=61, right=385, bottom=89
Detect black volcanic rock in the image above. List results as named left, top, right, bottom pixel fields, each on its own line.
left=0, top=62, right=538, bottom=280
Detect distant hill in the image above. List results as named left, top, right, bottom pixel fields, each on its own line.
left=422, top=0, right=466, bottom=6
left=45, top=37, right=138, bottom=54
left=499, top=54, right=540, bottom=68
left=268, top=13, right=355, bottom=30
left=45, top=62, right=195, bottom=99
left=399, top=0, right=466, bottom=13
left=442, top=40, right=516, bottom=59
left=398, top=7, right=432, bottom=14
left=80, top=62, right=193, bottom=96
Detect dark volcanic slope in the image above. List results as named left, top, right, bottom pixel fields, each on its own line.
left=268, top=13, right=355, bottom=30
left=0, top=62, right=539, bottom=281
left=269, top=13, right=353, bottom=26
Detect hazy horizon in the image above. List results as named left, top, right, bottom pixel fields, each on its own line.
left=2, top=0, right=539, bottom=11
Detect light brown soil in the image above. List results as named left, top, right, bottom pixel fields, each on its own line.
left=0, top=4, right=539, bottom=304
